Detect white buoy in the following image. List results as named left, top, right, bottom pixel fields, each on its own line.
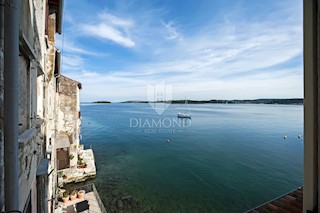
left=284, top=135, right=287, bottom=139
left=298, top=134, right=301, bottom=139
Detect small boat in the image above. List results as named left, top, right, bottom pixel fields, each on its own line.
left=178, top=112, right=191, bottom=119
left=177, top=97, right=191, bottom=119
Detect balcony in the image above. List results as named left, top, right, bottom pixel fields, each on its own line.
left=56, top=183, right=106, bottom=213
left=246, top=187, right=303, bottom=213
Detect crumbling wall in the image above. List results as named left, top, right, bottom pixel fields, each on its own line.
left=18, top=56, right=30, bottom=134
left=44, top=12, right=58, bottom=213
left=46, top=13, right=56, bottom=81
left=0, top=0, right=61, bottom=211
left=56, top=76, right=81, bottom=174
left=16, top=0, right=47, bottom=212
left=57, top=76, right=79, bottom=142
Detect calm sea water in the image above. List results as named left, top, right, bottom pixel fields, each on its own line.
left=80, top=103, right=303, bottom=213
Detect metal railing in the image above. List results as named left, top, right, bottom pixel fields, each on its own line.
left=244, top=186, right=303, bottom=213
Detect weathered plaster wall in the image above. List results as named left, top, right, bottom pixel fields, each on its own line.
left=17, top=57, right=42, bottom=212
left=18, top=130, right=43, bottom=211
left=1, top=0, right=62, bottom=211
left=31, top=179, right=37, bottom=213
left=30, top=63, right=37, bottom=128
left=57, top=76, right=79, bottom=136
left=56, top=76, right=81, bottom=174
left=45, top=12, right=58, bottom=213
left=20, top=0, right=34, bottom=45
left=46, top=13, right=56, bottom=81
left=18, top=56, right=30, bottom=134
left=17, top=0, right=40, bottom=210
left=16, top=0, right=48, bottom=212
left=32, top=0, right=46, bottom=69
left=37, top=75, right=44, bottom=118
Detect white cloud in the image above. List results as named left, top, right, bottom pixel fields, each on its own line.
left=56, top=36, right=104, bottom=56
left=83, top=23, right=135, bottom=47
left=161, top=20, right=180, bottom=40
left=81, top=12, right=135, bottom=47
left=65, top=67, right=302, bottom=102
left=61, top=54, right=84, bottom=71
left=67, top=17, right=303, bottom=101
left=61, top=1, right=303, bottom=101
left=99, top=12, right=134, bottom=28
left=63, top=43, right=102, bottom=56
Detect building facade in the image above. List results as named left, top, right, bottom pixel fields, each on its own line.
left=56, top=76, right=82, bottom=178
left=0, top=0, right=64, bottom=212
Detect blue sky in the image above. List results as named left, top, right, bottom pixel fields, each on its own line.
left=57, top=0, right=303, bottom=102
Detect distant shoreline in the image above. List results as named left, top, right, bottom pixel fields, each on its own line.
left=92, top=101, right=112, bottom=104
left=120, top=98, right=303, bottom=105
left=89, top=99, right=303, bottom=105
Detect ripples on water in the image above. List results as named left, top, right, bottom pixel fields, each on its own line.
left=80, top=103, right=303, bottom=213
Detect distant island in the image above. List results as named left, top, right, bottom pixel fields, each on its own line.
left=122, top=100, right=149, bottom=103
left=122, top=99, right=303, bottom=105
left=92, top=101, right=111, bottom=104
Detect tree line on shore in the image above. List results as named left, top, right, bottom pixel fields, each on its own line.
left=93, top=98, right=303, bottom=105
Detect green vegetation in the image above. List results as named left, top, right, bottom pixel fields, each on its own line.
left=93, top=101, right=112, bottom=104
left=208, top=98, right=303, bottom=104
left=69, top=154, right=74, bottom=160
left=63, top=191, right=69, bottom=198
left=122, top=99, right=303, bottom=105
left=57, top=171, right=64, bottom=178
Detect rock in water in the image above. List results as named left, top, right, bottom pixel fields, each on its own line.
left=121, top=195, right=132, bottom=200
left=109, top=206, right=117, bottom=213
left=131, top=200, right=137, bottom=207
left=111, top=198, right=117, bottom=206
left=112, top=189, right=119, bottom=197
left=118, top=200, right=124, bottom=209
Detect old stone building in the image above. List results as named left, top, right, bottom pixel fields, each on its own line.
left=55, top=76, right=96, bottom=186
left=0, top=0, right=63, bottom=212
left=56, top=75, right=82, bottom=173
left=0, top=0, right=101, bottom=212
left=44, top=1, right=63, bottom=212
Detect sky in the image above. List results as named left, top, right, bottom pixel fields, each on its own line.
left=56, top=0, right=303, bottom=102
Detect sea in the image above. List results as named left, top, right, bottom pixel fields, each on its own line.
left=79, top=103, right=303, bottom=213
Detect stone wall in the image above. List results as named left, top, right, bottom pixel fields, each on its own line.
left=56, top=76, right=81, bottom=173
left=17, top=0, right=47, bottom=212
left=57, top=76, right=80, bottom=137
left=0, top=0, right=52, bottom=212
left=18, top=56, right=30, bottom=134
left=0, top=0, right=64, bottom=211
left=45, top=12, right=58, bottom=213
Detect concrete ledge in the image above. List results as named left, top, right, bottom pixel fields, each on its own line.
left=36, top=118, right=45, bottom=128
left=58, top=149, right=97, bottom=185
left=36, top=159, right=50, bottom=176
left=19, top=30, right=36, bottom=60
left=18, top=128, right=37, bottom=148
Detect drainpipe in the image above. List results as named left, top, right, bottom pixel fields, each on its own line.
left=0, top=0, right=4, bottom=210
left=0, top=1, right=3, bottom=52
left=4, top=0, right=20, bottom=212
